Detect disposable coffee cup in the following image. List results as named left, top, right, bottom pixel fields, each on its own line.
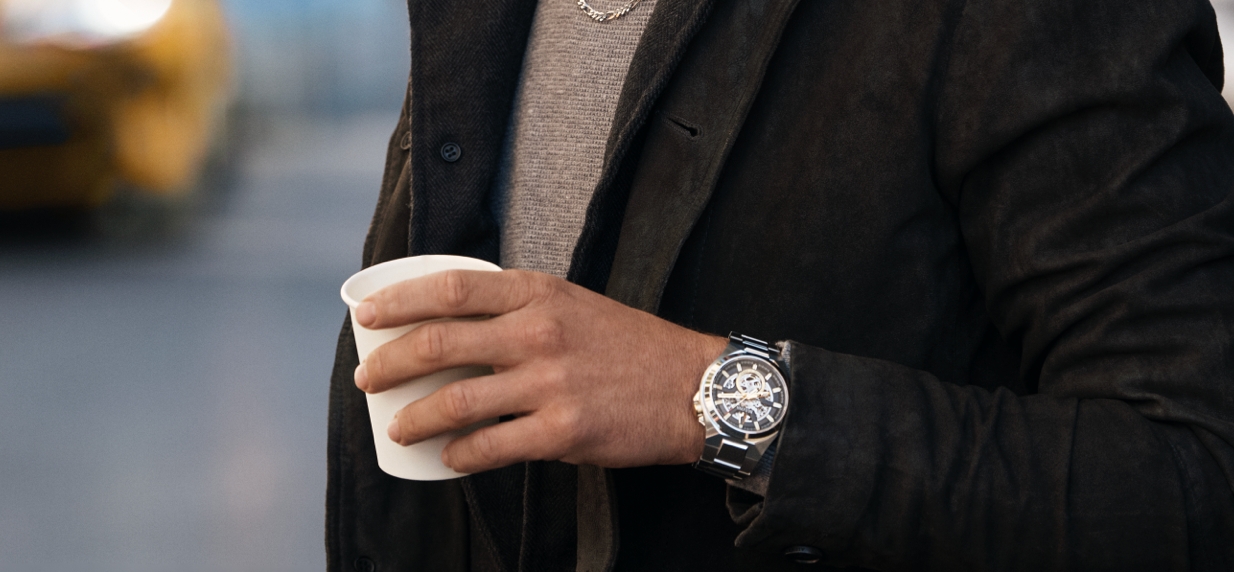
left=340, top=255, right=502, bottom=480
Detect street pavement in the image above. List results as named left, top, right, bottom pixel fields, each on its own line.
left=0, top=113, right=396, bottom=572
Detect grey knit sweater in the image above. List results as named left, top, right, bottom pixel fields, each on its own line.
left=492, top=0, right=657, bottom=278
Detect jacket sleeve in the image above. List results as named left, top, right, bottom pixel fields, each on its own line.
left=731, top=0, right=1234, bottom=569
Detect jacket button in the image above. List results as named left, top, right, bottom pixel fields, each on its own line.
left=353, top=556, right=376, bottom=571
left=782, top=545, right=823, bottom=564
left=399, top=132, right=412, bottom=150
left=440, top=142, right=462, bottom=162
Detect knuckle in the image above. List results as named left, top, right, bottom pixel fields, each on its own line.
left=470, top=430, right=501, bottom=467
left=525, top=365, right=568, bottom=397
left=539, top=363, right=569, bottom=388
left=387, top=287, right=410, bottom=317
left=522, top=318, right=564, bottom=354
left=528, top=272, right=559, bottom=304
left=439, top=270, right=470, bottom=310
left=414, top=323, right=448, bottom=363
left=509, top=269, right=557, bottom=306
left=442, top=383, right=475, bottom=424
left=399, top=410, right=419, bottom=436
left=549, top=408, right=586, bottom=449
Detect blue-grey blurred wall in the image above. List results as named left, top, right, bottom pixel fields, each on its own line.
left=221, top=0, right=410, bottom=114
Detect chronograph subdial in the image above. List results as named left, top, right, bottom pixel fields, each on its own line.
left=703, top=355, right=788, bottom=436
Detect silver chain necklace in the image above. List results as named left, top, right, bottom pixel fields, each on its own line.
left=576, top=0, right=642, bottom=22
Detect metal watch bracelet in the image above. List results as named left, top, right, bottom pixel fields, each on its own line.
left=693, top=334, right=784, bottom=480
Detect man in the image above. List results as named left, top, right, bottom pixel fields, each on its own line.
left=327, top=0, right=1234, bottom=570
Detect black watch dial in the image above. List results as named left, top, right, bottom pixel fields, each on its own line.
left=705, top=355, right=788, bottom=435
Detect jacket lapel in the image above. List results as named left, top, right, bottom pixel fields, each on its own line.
left=564, top=3, right=725, bottom=570
left=601, top=0, right=804, bottom=312
left=567, top=0, right=719, bottom=292
left=570, top=2, right=801, bottom=571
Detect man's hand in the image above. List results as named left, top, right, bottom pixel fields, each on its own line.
left=352, top=269, right=727, bottom=474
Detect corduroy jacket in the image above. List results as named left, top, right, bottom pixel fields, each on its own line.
left=326, top=0, right=1234, bottom=570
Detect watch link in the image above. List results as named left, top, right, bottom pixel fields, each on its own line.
left=692, top=333, right=789, bottom=480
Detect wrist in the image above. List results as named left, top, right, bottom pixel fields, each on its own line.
left=677, top=332, right=727, bottom=464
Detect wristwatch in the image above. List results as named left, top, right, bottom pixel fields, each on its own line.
left=692, top=333, right=789, bottom=480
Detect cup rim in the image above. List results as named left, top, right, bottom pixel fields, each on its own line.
left=340, top=255, right=503, bottom=309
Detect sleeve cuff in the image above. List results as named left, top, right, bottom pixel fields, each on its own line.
left=725, top=340, right=895, bottom=555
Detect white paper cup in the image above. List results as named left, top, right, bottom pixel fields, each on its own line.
left=340, top=255, right=502, bottom=480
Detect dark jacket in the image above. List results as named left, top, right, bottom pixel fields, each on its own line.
left=326, top=0, right=1234, bottom=570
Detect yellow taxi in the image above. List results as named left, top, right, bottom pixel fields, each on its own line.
left=0, top=0, right=231, bottom=210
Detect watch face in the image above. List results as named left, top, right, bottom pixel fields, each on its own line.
left=704, top=355, right=789, bottom=436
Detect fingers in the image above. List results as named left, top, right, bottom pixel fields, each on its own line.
left=357, top=312, right=565, bottom=393
left=388, top=370, right=541, bottom=447
left=441, top=412, right=581, bottom=474
left=356, top=269, right=558, bottom=329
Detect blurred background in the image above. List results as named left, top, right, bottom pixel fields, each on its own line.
left=0, top=0, right=407, bottom=570
left=0, top=1, right=1233, bottom=571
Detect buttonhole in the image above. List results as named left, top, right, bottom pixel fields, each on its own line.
left=661, top=112, right=701, bottom=138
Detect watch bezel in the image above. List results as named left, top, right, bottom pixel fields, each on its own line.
left=699, top=352, right=789, bottom=440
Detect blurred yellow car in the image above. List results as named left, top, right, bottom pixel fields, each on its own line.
left=0, top=0, right=231, bottom=210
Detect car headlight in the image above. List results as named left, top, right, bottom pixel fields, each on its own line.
left=1, top=0, right=173, bottom=47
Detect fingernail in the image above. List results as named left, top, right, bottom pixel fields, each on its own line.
left=356, top=301, right=376, bottom=327
left=354, top=364, right=368, bottom=391
left=441, top=449, right=452, bottom=469
left=387, top=416, right=402, bottom=444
